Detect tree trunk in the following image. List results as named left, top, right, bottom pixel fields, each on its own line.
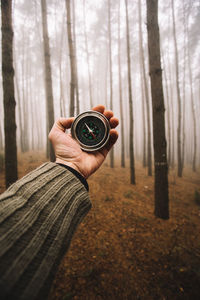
left=72, top=0, right=80, bottom=115
left=181, top=1, right=186, bottom=174
left=108, top=0, right=114, bottom=168
left=1, top=0, right=18, bottom=187
left=171, top=0, right=182, bottom=177
left=83, top=0, right=93, bottom=108
left=187, top=29, right=197, bottom=172
left=118, top=0, right=125, bottom=168
left=138, top=0, right=152, bottom=176
left=167, top=48, right=175, bottom=169
left=141, top=75, right=147, bottom=167
left=0, top=122, right=3, bottom=151
left=146, top=0, right=169, bottom=219
left=65, top=0, right=76, bottom=117
left=161, top=49, right=171, bottom=168
left=41, top=0, right=55, bottom=161
left=125, top=0, right=135, bottom=184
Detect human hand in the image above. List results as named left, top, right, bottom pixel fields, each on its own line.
left=48, top=105, right=119, bottom=179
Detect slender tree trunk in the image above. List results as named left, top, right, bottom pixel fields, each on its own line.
left=118, top=0, right=125, bottom=168
left=65, top=0, right=76, bottom=117
left=167, top=50, right=175, bottom=169
left=181, top=1, right=186, bottom=173
left=108, top=0, right=114, bottom=168
left=141, top=75, right=147, bottom=167
left=72, top=0, right=80, bottom=115
left=146, top=0, right=169, bottom=219
left=138, top=0, right=152, bottom=176
left=0, top=122, right=3, bottom=151
left=41, top=0, right=55, bottom=161
left=83, top=0, right=93, bottom=108
left=187, top=30, right=197, bottom=172
left=171, top=0, right=182, bottom=177
left=14, top=60, right=24, bottom=152
left=1, top=0, right=18, bottom=187
left=125, top=0, right=135, bottom=184
left=161, top=49, right=171, bottom=168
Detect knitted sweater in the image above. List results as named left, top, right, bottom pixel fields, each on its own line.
left=0, top=162, right=91, bottom=300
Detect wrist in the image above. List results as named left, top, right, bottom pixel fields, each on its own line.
left=55, top=158, right=86, bottom=179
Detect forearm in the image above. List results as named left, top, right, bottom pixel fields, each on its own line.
left=0, top=162, right=91, bottom=300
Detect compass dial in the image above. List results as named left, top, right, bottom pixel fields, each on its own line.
left=71, top=111, right=110, bottom=152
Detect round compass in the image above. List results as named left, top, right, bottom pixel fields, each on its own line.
left=71, top=111, right=110, bottom=152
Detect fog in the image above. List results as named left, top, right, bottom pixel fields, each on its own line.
left=0, top=0, right=199, bottom=172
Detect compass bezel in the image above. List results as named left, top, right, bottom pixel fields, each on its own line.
left=71, top=111, right=110, bottom=152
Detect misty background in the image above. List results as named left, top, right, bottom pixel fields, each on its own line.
left=0, top=0, right=199, bottom=173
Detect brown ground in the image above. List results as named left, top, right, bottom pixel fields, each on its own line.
left=0, top=152, right=200, bottom=300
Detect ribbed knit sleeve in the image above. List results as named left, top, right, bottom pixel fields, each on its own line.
left=0, top=162, right=91, bottom=300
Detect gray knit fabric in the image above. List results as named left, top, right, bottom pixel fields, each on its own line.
left=0, top=162, right=91, bottom=300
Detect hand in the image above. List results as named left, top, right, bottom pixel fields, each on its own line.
left=48, top=105, right=119, bottom=179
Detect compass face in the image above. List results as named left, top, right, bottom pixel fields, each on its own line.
left=71, top=111, right=110, bottom=152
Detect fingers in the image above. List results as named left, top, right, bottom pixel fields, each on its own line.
left=100, top=129, right=118, bottom=157
left=54, top=117, right=74, bottom=132
left=109, top=117, right=119, bottom=128
left=49, top=117, right=74, bottom=142
left=92, top=105, right=105, bottom=114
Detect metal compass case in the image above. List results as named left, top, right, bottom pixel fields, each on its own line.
left=71, top=111, right=110, bottom=152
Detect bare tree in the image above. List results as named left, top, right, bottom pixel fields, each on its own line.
left=138, top=0, right=152, bottom=176
left=118, top=0, right=125, bottom=168
left=1, top=0, right=18, bottom=187
left=72, top=0, right=80, bottom=115
left=146, top=0, right=169, bottom=219
left=108, top=0, right=114, bottom=168
left=187, top=27, right=197, bottom=172
left=83, top=0, right=93, bottom=108
left=171, top=0, right=182, bottom=177
left=41, top=0, right=55, bottom=161
left=65, top=0, right=76, bottom=117
left=161, top=49, right=171, bottom=168
left=125, top=0, right=135, bottom=184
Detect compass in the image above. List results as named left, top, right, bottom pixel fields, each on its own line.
left=71, top=111, right=110, bottom=152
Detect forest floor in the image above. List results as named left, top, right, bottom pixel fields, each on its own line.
left=0, top=152, right=200, bottom=300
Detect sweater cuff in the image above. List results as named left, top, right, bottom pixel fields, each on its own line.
left=56, top=163, right=89, bottom=191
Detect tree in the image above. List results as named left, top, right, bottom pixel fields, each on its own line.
left=146, top=0, right=169, bottom=219
left=125, top=0, right=135, bottom=184
left=72, top=0, right=80, bottom=115
left=66, top=0, right=76, bottom=117
left=171, top=0, right=182, bottom=177
left=138, top=0, right=152, bottom=176
left=118, top=0, right=125, bottom=168
left=187, top=26, right=197, bottom=172
left=83, top=0, right=93, bottom=108
left=1, top=0, right=18, bottom=187
left=108, top=0, right=114, bottom=168
left=41, top=0, right=55, bottom=161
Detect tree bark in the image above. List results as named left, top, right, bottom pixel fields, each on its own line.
left=125, top=0, right=135, bottom=184
left=1, top=0, right=18, bottom=187
left=108, top=0, right=114, bottom=168
left=161, top=49, right=171, bottom=168
left=72, top=0, right=80, bottom=115
left=41, top=0, right=55, bottom=161
left=138, top=0, right=152, bottom=176
left=118, top=0, right=125, bottom=168
left=171, top=0, right=182, bottom=177
left=65, top=0, right=76, bottom=117
left=187, top=28, right=197, bottom=172
left=83, top=0, right=93, bottom=108
left=146, top=0, right=169, bottom=219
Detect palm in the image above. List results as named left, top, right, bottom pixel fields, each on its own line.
left=54, top=131, right=105, bottom=178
